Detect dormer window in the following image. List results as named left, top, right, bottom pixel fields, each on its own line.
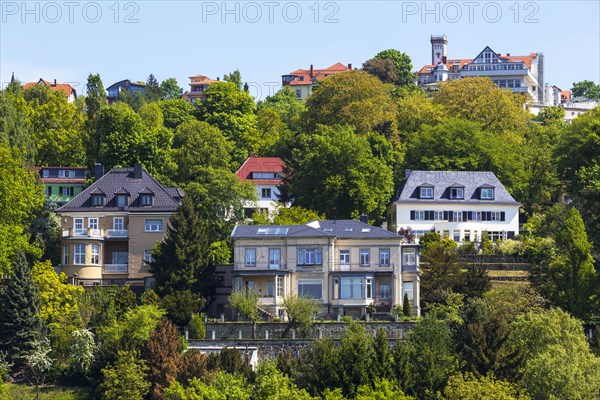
left=450, top=187, right=464, bottom=200
left=91, top=194, right=104, bottom=206
left=116, top=195, right=128, bottom=207
left=480, top=188, right=495, bottom=200
left=141, top=195, right=153, bottom=206
left=420, top=186, right=434, bottom=199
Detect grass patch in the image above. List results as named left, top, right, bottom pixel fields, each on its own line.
left=3, top=384, right=92, bottom=400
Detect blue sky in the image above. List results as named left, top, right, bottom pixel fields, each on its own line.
left=1, top=1, right=599, bottom=99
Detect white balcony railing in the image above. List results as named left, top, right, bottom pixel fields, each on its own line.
left=104, top=264, right=128, bottom=273
left=107, top=229, right=128, bottom=238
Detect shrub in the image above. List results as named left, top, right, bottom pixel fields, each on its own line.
left=188, top=314, right=205, bottom=340
left=100, top=350, right=150, bottom=400
left=403, top=294, right=411, bottom=317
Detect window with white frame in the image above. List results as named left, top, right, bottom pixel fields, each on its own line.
left=116, top=195, right=127, bottom=208
left=297, top=247, right=322, bottom=265
left=491, top=212, right=502, bottom=221
left=276, top=276, right=283, bottom=297
left=298, top=279, right=322, bottom=299
left=261, top=188, right=272, bottom=199
left=267, top=281, right=275, bottom=297
left=402, top=281, right=414, bottom=301
left=61, top=186, right=74, bottom=197
left=144, top=219, right=163, bottom=232
left=472, top=211, right=482, bottom=221
left=433, top=211, right=444, bottom=220
left=403, top=248, right=416, bottom=265
left=144, top=249, right=154, bottom=264
left=74, top=244, right=85, bottom=264
left=88, top=218, right=98, bottom=230
left=63, top=245, right=69, bottom=265
left=340, top=277, right=363, bottom=299
left=91, top=194, right=103, bottom=206
left=74, top=218, right=84, bottom=234
left=269, top=248, right=281, bottom=269
left=360, top=249, right=370, bottom=266
left=379, top=248, right=390, bottom=266
left=420, top=187, right=433, bottom=199
left=450, top=187, right=464, bottom=199
left=42, top=169, right=49, bottom=178
left=245, top=248, right=256, bottom=266
left=366, top=278, right=373, bottom=299
left=339, top=250, right=350, bottom=265
left=91, top=244, right=100, bottom=264
left=414, top=211, right=425, bottom=220
left=453, top=230, right=461, bottom=242
left=113, top=217, right=124, bottom=231
left=140, top=195, right=153, bottom=206
left=480, top=188, right=494, bottom=199
left=453, top=211, right=463, bottom=222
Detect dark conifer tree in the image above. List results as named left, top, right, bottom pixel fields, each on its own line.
left=0, top=253, right=41, bottom=366
left=149, top=196, right=211, bottom=297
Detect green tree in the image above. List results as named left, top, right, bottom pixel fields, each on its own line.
left=507, top=308, right=600, bottom=400
left=145, top=74, right=162, bottom=102
left=373, top=49, right=416, bottom=87
left=400, top=317, right=457, bottom=400
left=0, top=89, right=35, bottom=160
left=160, top=78, right=183, bottom=100
left=295, top=339, right=340, bottom=396
left=29, top=88, right=86, bottom=166
left=28, top=201, right=62, bottom=265
left=533, top=106, right=565, bottom=126
left=227, top=288, right=260, bottom=338
left=257, top=87, right=305, bottom=129
left=282, top=295, right=319, bottom=338
left=403, top=293, right=411, bottom=317
left=419, top=238, right=461, bottom=307
left=85, top=73, right=107, bottom=163
left=150, top=196, right=212, bottom=296
left=571, top=80, right=600, bottom=98
left=198, top=82, right=257, bottom=164
left=273, top=206, right=324, bottom=225
left=355, top=379, right=414, bottom=400
left=31, top=260, right=83, bottom=325
left=337, top=322, right=375, bottom=397
left=0, top=253, right=41, bottom=366
left=27, top=338, right=53, bottom=400
left=157, top=99, right=195, bottom=129
left=304, top=70, right=397, bottom=135
left=443, top=372, right=530, bottom=400
left=100, top=350, right=150, bottom=400
left=161, top=290, right=204, bottom=327
left=362, top=58, right=399, bottom=85
left=433, top=77, right=529, bottom=132
left=223, top=69, right=243, bottom=89
left=372, top=329, right=394, bottom=381
left=69, top=329, right=95, bottom=375
left=96, top=102, right=148, bottom=169
left=282, top=125, right=393, bottom=224
left=254, top=360, right=314, bottom=400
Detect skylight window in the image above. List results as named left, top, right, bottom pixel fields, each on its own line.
left=345, top=228, right=353, bottom=232
left=257, top=227, right=289, bottom=235
left=324, top=228, right=333, bottom=232
left=361, top=228, right=371, bottom=233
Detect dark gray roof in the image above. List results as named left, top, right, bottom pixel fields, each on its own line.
left=231, top=224, right=332, bottom=239
left=231, top=220, right=399, bottom=240
left=393, top=170, right=520, bottom=206
left=57, top=167, right=180, bottom=213
left=311, top=220, right=400, bottom=239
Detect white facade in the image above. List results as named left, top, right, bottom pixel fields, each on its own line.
left=252, top=183, right=283, bottom=216
left=388, top=170, right=521, bottom=244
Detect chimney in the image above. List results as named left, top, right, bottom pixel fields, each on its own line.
left=134, top=163, right=143, bottom=179
left=310, top=64, right=314, bottom=77
left=507, top=53, right=510, bottom=56
left=216, top=77, right=220, bottom=81
left=94, top=163, right=104, bottom=180
left=347, top=63, right=352, bottom=70
left=53, top=79, right=57, bottom=86
left=359, top=214, right=369, bottom=224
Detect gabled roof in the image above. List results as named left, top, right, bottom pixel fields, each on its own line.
left=24, top=79, right=77, bottom=97
left=57, top=166, right=181, bottom=213
left=235, top=155, right=286, bottom=185
left=393, top=170, right=520, bottom=206
left=105, top=79, right=146, bottom=91
left=231, top=220, right=400, bottom=240
left=285, top=63, right=351, bottom=86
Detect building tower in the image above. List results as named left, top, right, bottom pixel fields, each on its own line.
left=430, top=34, right=448, bottom=65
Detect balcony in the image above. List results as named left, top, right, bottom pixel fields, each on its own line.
left=106, top=229, right=128, bottom=238
left=333, top=262, right=395, bottom=272
left=104, top=264, right=128, bottom=273
left=233, top=263, right=288, bottom=272
left=62, top=228, right=128, bottom=239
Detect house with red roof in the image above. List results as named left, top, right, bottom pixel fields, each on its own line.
left=282, top=62, right=352, bottom=100
left=236, top=155, right=289, bottom=218
left=24, top=78, right=77, bottom=103
left=417, top=35, right=544, bottom=103
left=182, top=75, right=220, bottom=104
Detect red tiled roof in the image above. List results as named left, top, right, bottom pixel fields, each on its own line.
left=561, top=90, right=571, bottom=100
left=286, top=63, right=350, bottom=85
left=236, top=155, right=286, bottom=184
left=24, top=79, right=77, bottom=96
